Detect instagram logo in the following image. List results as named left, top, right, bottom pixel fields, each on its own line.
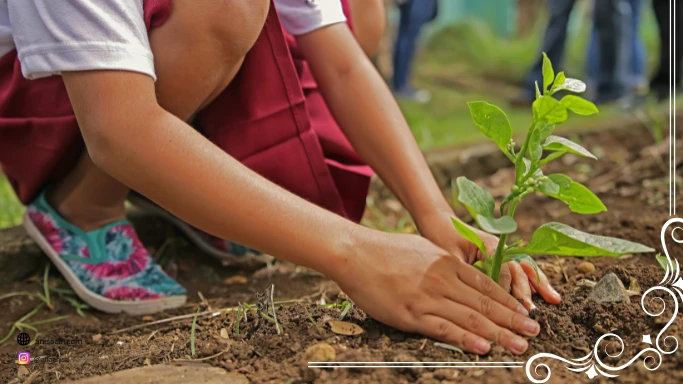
left=17, top=352, right=30, bottom=365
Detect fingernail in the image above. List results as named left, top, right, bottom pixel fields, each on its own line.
left=475, top=339, right=491, bottom=354
left=512, top=337, right=528, bottom=354
left=516, top=305, right=529, bottom=316
left=550, top=287, right=561, bottom=298
left=523, top=319, right=540, bottom=335
left=526, top=300, right=538, bottom=311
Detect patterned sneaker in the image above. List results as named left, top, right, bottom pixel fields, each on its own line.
left=23, top=191, right=187, bottom=315
left=127, top=192, right=272, bottom=266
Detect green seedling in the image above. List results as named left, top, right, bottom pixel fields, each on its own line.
left=453, top=53, right=655, bottom=283
left=190, top=307, right=200, bottom=358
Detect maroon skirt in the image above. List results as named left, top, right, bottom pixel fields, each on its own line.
left=0, top=0, right=372, bottom=223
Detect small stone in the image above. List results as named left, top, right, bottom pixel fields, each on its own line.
left=588, top=273, right=629, bottom=303
left=304, top=342, right=336, bottom=363
left=92, top=334, right=102, bottom=342
left=577, top=261, right=595, bottom=274
left=433, top=368, right=454, bottom=380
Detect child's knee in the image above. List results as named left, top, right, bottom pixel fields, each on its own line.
left=149, top=0, right=270, bottom=118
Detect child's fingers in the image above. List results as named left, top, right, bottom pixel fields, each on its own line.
left=509, top=262, right=536, bottom=310
left=498, top=263, right=512, bottom=292
left=455, top=262, right=529, bottom=316
left=520, top=262, right=561, bottom=305
left=418, top=315, right=492, bottom=355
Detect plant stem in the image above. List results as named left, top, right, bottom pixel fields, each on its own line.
left=490, top=200, right=519, bottom=283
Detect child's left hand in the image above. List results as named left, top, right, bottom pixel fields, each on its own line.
left=416, top=210, right=562, bottom=310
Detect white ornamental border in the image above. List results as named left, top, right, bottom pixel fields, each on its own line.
left=524, top=218, right=682, bottom=382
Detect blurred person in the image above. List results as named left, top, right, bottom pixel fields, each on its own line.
left=589, top=0, right=635, bottom=104
left=511, top=0, right=630, bottom=106
left=392, top=0, right=439, bottom=103
left=348, top=0, right=387, bottom=57
left=586, top=0, right=646, bottom=102
left=511, top=0, right=578, bottom=106
left=651, top=0, right=683, bottom=100
left=0, top=0, right=559, bottom=356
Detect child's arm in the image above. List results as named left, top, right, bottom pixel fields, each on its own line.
left=62, top=69, right=536, bottom=355
left=295, top=24, right=561, bottom=307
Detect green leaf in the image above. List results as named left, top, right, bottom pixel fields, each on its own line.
left=502, top=254, right=540, bottom=284
left=539, top=174, right=606, bottom=214
left=535, top=81, right=541, bottom=99
left=543, top=135, right=597, bottom=160
left=538, top=123, right=556, bottom=141
left=551, top=71, right=566, bottom=91
left=528, top=127, right=543, bottom=162
left=532, top=96, right=568, bottom=124
left=655, top=253, right=673, bottom=271
left=456, top=177, right=518, bottom=234
left=451, top=218, right=487, bottom=256
left=467, top=102, right=513, bottom=153
left=552, top=78, right=587, bottom=94
left=560, top=95, right=599, bottom=116
left=473, top=260, right=488, bottom=274
left=508, top=222, right=655, bottom=257
left=541, top=52, right=554, bottom=93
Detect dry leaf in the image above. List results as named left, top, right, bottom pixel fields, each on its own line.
left=220, top=328, right=230, bottom=339
left=328, top=320, right=364, bottom=336
left=92, top=334, right=102, bottom=342
left=223, top=275, right=248, bottom=285
left=142, top=315, right=155, bottom=321
left=17, top=365, right=29, bottom=378
left=144, top=356, right=151, bottom=366
left=629, top=278, right=641, bottom=293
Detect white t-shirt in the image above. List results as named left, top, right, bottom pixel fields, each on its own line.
left=0, top=0, right=346, bottom=81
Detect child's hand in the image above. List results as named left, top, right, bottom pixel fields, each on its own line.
left=415, top=210, right=561, bottom=310
left=333, top=231, right=540, bottom=355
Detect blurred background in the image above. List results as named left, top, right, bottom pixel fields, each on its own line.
left=0, top=0, right=678, bottom=228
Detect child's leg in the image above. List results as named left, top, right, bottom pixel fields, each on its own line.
left=47, top=150, right=128, bottom=232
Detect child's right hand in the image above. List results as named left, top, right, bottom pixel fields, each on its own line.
left=333, top=231, right=540, bottom=355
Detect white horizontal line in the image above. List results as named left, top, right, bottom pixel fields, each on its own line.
left=308, top=365, right=523, bottom=369
left=308, top=362, right=524, bottom=364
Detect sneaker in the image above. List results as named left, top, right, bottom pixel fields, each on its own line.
left=394, top=87, right=432, bottom=104
left=23, top=191, right=187, bottom=315
left=127, top=192, right=271, bottom=266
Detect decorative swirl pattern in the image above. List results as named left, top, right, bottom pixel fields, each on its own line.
left=525, top=218, right=682, bottom=382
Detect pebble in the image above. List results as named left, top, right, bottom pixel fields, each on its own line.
left=304, top=342, right=336, bottom=362
left=588, top=273, right=629, bottom=303
left=578, top=261, right=596, bottom=274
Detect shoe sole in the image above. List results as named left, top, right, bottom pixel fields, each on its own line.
left=23, top=212, right=187, bottom=316
left=127, top=193, right=273, bottom=267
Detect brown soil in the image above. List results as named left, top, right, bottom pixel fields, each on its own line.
left=1, top=125, right=682, bottom=384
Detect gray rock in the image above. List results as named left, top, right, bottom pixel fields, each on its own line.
left=588, top=273, right=629, bottom=303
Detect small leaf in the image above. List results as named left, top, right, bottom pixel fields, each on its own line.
left=528, top=127, right=543, bottom=162
left=551, top=71, right=566, bottom=91
left=539, top=174, right=606, bottom=214
left=457, top=177, right=494, bottom=218
left=328, top=321, right=364, bottom=336
left=451, top=218, right=487, bottom=256
left=655, top=253, right=672, bottom=271
left=508, top=223, right=655, bottom=257
left=503, top=254, right=540, bottom=284
left=552, top=78, right=587, bottom=94
left=456, top=177, right=518, bottom=234
left=535, top=81, right=541, bottom=99
left=537, top=177, right=560, bottom=195
left=560, top=95, right=599, bottom=116
left=476, top=214, right=518, bottom=235
left=538, top=123, right=556, bottom=141
left=541, top=52, right=554, bottom=93
left=473, top=260, right=488, bottom=274
left=543, top=136, right=597, bottom=160
left=533, top=96, right=568, bottom=124
left=467, top=101, right=513, bottom=153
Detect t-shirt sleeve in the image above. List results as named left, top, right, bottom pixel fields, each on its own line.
left=275, top=0, right=347, bottom=36
left=6, top=0, right=155, bottom=80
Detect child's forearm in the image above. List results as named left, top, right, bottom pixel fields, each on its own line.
left=62, top=71, right=359, bottom=280
left=297, top=25, right=451, bottom=224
